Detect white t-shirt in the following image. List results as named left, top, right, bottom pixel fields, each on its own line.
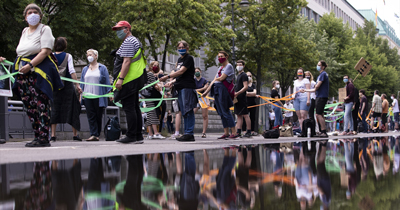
left=16, top=24, right=55, bottom=57
left=392, top=99, right=399, bottom=113
left=269, top=112, right=275, bottom=120
left=293, top=78, right=310, bottom=98
left=284, top=103, right=294, bottom=117
left=84, top=68, right=101, bottom=95
left=310, top=80, right=316, bottom=99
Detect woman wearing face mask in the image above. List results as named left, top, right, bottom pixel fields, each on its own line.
left=80, top=49, right=111, bottom=141
left=293, top=68, right=310, bottom=131
left=271, top=80, right=284, bottom=127
left=144, top=61, right=165, bottom=139
left=12, top=3, right=63, bottom=147
left=341, top=75, right=355, bottom=135
left=202, top=51, right=237, bottom=139
left=151, top=61, right=167, bottom=134
left=305, top=71, right=319, bottom=132
left=243, top=72, right=258, bottom=136
left=193, top=67, right=209, bottom=138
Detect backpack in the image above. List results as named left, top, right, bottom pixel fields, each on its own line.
left=300, top=119, right=316, bottom=137
left=357, top=121, right=364, bottom=133
left=262, top=129, right=280, bottom=139
left=104, top=116, right=121, bottom=141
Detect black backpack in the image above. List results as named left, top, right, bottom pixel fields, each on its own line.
left=300, top=119, right=316, bottom=137
left=104, top=116, right=121, bottom=141
left=357, top=121, right=364, bottom=133
left=262, top=129, right=280, bottom=139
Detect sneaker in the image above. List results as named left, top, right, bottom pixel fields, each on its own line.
left=227, top=134, right=240, bottom=139
left=25, top=140, right=51, bottom=147
left=146, top=135, right=153, bottom=140
left=135, top=140, right=144, bottom=144
left=243, top=132, right=252, bottom=138
left=50, top=136, right=56, bottom=142
left=0, top=139, right=5, bottom=144
left=171, top=134, right=181, bottom=139
left=218, top=134, right=230, bottom=140
left=116, top=136, right=136, bottom=143
left=251, top=132, right=258, bottom=136
left=176, top=134, right=195, bottom=142
left=152, top=134, right=166, bottom=139
left=73, top=136, right=82, bottom=141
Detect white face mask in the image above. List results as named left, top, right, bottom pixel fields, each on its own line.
left=391, top=97, right=394, bottom=100
left=87, top=56, right=94, bottom=63
left=275, top=84, right=280, bottom=89
left=236, top=66, right=243, bottom=71
left=27, top=13, right=40, bottom=26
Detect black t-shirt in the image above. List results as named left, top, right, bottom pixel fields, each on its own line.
left=360, top=95, right=368, bottom=115
left=174, top=54, right=196, bottom=90
left=247, top=83, right=256, bottom=106
left=271, top=89, right=280, bottom=99
left=235, top=72, right=248, bottom=97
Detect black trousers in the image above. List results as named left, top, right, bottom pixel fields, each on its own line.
left=123, top=155, right=145, bottom=209
left=352, top=102, right=360, bottom=131
left=158, top=101, right=167, bottom=133
left=84, top=99, right=103, bottom=137
left=242, top=106, right=257, bottom=132
left=121, top=93, right=143, bottom=139
left=309, top=99, right=322, bottom=131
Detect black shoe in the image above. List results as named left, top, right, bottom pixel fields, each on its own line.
left=50, top=136, right=56, bottom=142
left=116, top=136, right=136, bottom=144
left=176, top=134, right=195, bottom=142
left=243, top=132, right=252, bottom=138
left=0, top=139, right=5, bottom=144
left=25, top=140, right=51, bottom=147
left=73, top=136, right=82, bottom=141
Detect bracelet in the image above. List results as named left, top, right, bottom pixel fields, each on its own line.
left=118, top=77, right=124, bottom=80
left=28, top=62, right=34, bottom=68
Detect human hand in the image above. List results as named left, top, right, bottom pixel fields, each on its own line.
left=18, top=64, right=32, bottom=74
left=165, top=82, right=172, bottom=88
left=202, top=92, right=209, bottom=98
left=300, top=89, right=305, bottom=93
left=0, top=56, right=6, bottom=62
left=76, top=86, right=82, bottom=94
left=115, top=79, right=123, bottom=90
left=307, top=101, right=310, bottom=106
left=109, top=97, right=114, bottom=102
left=256, top=95, right=260, bottom=98
left=159, top=76, right=168, bottom=82
left=234, top=92, right=239, bottom=97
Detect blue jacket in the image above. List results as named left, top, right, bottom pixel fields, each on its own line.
left=80, top=63, right=112, bottom=108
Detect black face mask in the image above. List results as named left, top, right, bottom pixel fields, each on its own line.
left=306, top=76, right=311, bottom=80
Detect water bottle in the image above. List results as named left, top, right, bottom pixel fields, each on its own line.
left=308, top=141, right=311, bottom=150
left=307, top=127, right=311, bottom=138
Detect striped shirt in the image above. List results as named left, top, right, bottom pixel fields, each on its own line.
left=116, top=35, right=142, bottom=58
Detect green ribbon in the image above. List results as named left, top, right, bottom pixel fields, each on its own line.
left=0, top=71, right=18, bottom=81
left=0, top=62, right=15, bottom=83
left=61, top=76, right=114, bottom=88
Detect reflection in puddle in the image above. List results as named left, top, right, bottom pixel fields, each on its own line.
left=1, top=137, right=400, bottom=209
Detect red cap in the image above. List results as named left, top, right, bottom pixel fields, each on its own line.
left=112, top=21, right=131, bottom=30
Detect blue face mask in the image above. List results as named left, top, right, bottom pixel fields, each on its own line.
left=343, top=79, right=349, bottom=83
left=317, top=65, right=321, bottom=71
left=178, top=49, right=187, bottom=55
left=116, top=29, right=127, bottom=40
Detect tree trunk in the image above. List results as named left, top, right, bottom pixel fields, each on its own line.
left=255, top=63, right=262, bottom=132
left=146, top=33, right=157, bottom=61
left=161, top=34, right=170, bottom=72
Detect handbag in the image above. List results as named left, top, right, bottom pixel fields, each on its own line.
left=279, top=125, right=293, bottom=137
left=104, top=116, right=121, bottom=141
left=262, top=129, right=280, bottom=139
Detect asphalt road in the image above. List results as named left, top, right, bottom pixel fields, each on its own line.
left=0, top=132, right=398, bottom=164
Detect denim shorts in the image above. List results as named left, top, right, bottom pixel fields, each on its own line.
left=294, top=97, right=309, bottom=111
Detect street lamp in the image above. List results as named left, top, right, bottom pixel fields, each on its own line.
left=231, top=0, right=250, bottom=67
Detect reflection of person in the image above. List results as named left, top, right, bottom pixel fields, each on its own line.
left=13, top=3, right=63, bottom=147
left=237, top=146, right=252, bottom=207
left=24, top=162, right=53, bottom=209
left=175, top=151, right=200, bottom=209
left=393, top=137, right=400, bottom=174
left=317, top=141, right=331, bottom=210
left=294, top=148, right=313, bottom=210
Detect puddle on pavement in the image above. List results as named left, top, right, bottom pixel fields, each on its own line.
left=1, top=136, right=400, bottom=210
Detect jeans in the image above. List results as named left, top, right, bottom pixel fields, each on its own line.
left=361, top=113, right=368, bottom=132
left=178, top=89, right=195, bottom=135
left=213, top=83, right=235, bottom=128
left=273, top=103, right=283, bottom=127
left=84, top=99, right=104, bottom=137
left=167, top=121, right=174, bottom=133
left=344, top=102, right=354, bottom=132
left=121, top=93, right=142, bottom=139
left=344, top=142, right=355, bottom=172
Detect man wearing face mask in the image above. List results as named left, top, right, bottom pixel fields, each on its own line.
left=112, top=21, right=147, bottom=144
left=341, top=75, right=355, bottom=135
left=159, top=41, right=198, bottom=142
left=233, top=60, right=252, bottom=138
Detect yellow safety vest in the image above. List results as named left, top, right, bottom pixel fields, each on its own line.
left=113, top=48, right=146, bottom=89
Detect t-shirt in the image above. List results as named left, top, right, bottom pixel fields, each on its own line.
left=360, top=95, right=368, bottom=115
left=195, top=77, right=207, bottom=90
left=372, top=95, right=383, bottom=113
left=234, top=72, right=248, bottom=95
left=316, top=71, right=329, bottom=98
left=284, top=103, right=294, bottom=117
left=84, top=67, right=100, bottom=95
left=293, top=78, right=310, bottom=98
left=16, top=24, right=55, bottom=57
left=246, top=84, right=256, bottom=106
left=174, top=54, right=196, bottom=90
left=116, top=35, right=141, bottom=58
left=310, top=80, right=316, bottom=99
left=393, top=99, right=399, bottom=113
left=215, top=64, right=234, bottom=84
left=344, top=82, right=355, bottom=103
left=271, top=89, right=280, bottom=99
left=382, top=99, right=389, bottom=113
left=269, top=112, right=275, bottom=120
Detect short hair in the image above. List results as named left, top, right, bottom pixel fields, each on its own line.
left=177, top=40, right=189, bottom=48
left=195, top=67, right=201, bottom=72
left=86, top=49, right=98, bottom=58
left=382, top=94, right=387, bottom=99
left=375, top=90, right=379, bottom=95
left=237, top=60, right=245, bottom=66
left=359, top=89, right=365, bottom=95
left=54, top=37, right=67, bottom=52
left=23, top=3, right=43, bottom=17
left=319, top=60, right=328, bottom=69
left=305, top=71, right=314, bottom=82
left=218, top=51, right=229, bottom=57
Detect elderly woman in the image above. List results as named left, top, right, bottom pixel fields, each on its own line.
left=50, top=37, right=83, bottom=142
left=80, top=49, right=111, bottom=141
left=12, top=4, right=63, bottom=147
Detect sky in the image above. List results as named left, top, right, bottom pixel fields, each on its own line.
left=347, top=0, right=400, bottom=37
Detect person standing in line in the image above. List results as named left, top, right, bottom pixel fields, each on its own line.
left=284, top=101, right=294, bottom=126
left=293, top=68, right=310, bottom=131
left=359, top=89, right=368, bottom=133
left=349, top=78, right=359, bottom=135
left=165, top=110, right=174, bottom=134
left=233, top=60, right=252, bottom=138
left=50, top=37, right=82, bottom=142
left=370, top=90, right=382, bottom=132
left=80, top=49, right=111, bottom=141
left=302, top=60, right=329, bottom=138
left=0, top=57, right=7, bottom=144
left=202, top=51, right=237, bottom=140
left=271, top=80, right=284, bottom=127
left=269, top=109, right=275, bottom=130
left=391, top=94, right=399, bottom=132
left=340, top=75, right=355, bottom=135
left=243, top=71, right=258, bottom=136
left=305, top=71, right=317, bottom=122
left=112, top=21, right=146, bottom=144
left=381, top=94, right=389, bottom=133
left=160, top=40, right=198, bottom=142
left=193, top=67, right=209, bottom=138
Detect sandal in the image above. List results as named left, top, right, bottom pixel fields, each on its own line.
left=202, top=133, right=207, bottom=138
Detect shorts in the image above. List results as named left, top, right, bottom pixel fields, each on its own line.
left=372, top=112, right=381, bottom=119
left=394, top=112, right=399, bottom=123
left=285, top=116, right=293, bottom=124
left=197, top=97, right=209, bottom=108
left=234, top=95, right=248, bottom=115
left=293, top=97, right=309, bottom=111
left=315, top=97, right=328, bottom=115
left=172, top=99, right=180, bottom=113
left=382, top=113, right=388, bottom=124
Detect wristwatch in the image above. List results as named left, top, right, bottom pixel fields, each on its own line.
left=168, top=75, right=171, bottom=78
left=118, top=77, right=124, bottom=80
left=28, top=62, right=34, bottom=71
